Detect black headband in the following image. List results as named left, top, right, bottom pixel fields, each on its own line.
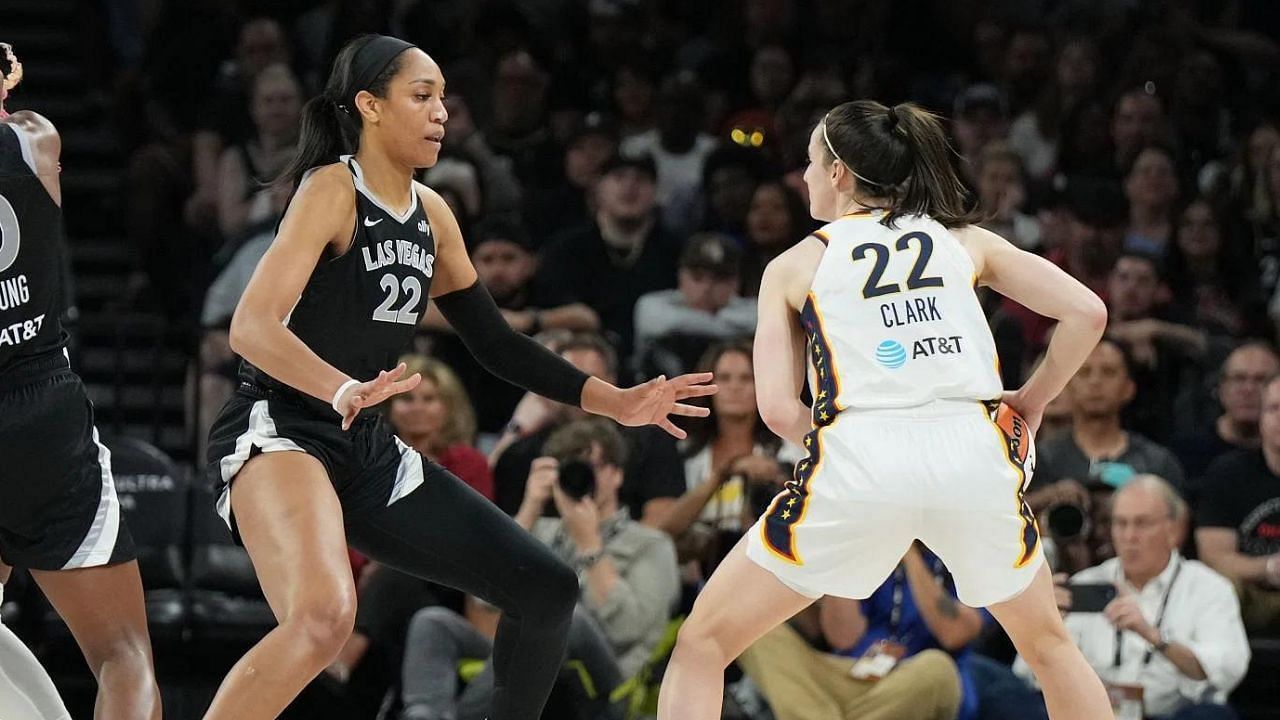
left=342, top=35, right=416, bottom=113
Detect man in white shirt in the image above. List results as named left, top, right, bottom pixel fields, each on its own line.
left=1009, top=475, right=1250, bottom=720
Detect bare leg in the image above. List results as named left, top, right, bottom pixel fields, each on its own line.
left=201, top=452, right=358, bottom=720
left=30, top=562, right=161, bottom=720
left=658, top=540, right=814, bottom=720
left=988, top=563, right=1114, bottom=720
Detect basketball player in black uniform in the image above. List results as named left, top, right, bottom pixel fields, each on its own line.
left=0, top=43, right=161, bottom=720
left=202, top=35, right=715, bottom=720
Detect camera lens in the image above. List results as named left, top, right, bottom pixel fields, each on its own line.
left=1047, top=503, right=1087, bottom=540
left=557, top=459, right=596, bottom=501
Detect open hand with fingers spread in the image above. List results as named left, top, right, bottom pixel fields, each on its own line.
left=335, top=362, right=423, bottom=430
left=603, top=372, right=717, bottom=439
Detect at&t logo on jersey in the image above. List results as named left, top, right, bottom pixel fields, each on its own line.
left=875, top=336, right=966, bottom=369
left=875, top=340, right=907, bottom=369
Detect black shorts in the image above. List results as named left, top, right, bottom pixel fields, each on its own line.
left=207, top=382, right=426, bottom=541
left=0, top=357, right=136, bottom=570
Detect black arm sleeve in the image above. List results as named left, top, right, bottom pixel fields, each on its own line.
left=434, top=280, right=590, bottom=407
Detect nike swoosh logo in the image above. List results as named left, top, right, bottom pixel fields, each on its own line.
left=363, top=217, right=383, bottom=227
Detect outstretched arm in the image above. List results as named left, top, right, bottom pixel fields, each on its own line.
left=423, top=185, right=715, bottom=438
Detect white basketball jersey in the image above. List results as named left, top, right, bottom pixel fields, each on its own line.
left=804, top=211, right=1002, bottom=411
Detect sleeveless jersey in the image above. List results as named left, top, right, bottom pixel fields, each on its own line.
left=241, top=156, right=436, bottom=410
left=804, top=211, right=1001, bottom=413
left=0, top=123, right=69, bottom=372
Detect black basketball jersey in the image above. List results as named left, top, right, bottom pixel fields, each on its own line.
left=0, top=123, right=69, bottom=372
left=241, top=156, right=435, bottom=412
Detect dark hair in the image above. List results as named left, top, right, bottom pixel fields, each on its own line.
left=820, top=100, right=982, bottom=228
left=1096, top=336, right=1137, bottom=381
left=680, top=340, right=780, bottom=459
left=275, top=35, right=410, bottom=190
left=749, top=178, right=814, bottom=245
left=1114, top=250, right=1164, bottom=281
left=559, top=333, right=619, bottom=380
left=544, top=418, right=628, bottom=469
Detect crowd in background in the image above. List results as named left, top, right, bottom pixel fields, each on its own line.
left=52, top=0, right=1280, bottom=717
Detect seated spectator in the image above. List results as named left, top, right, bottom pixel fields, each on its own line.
left=214, top=63, right=301, bottom=250
left=654, top=341, right=802, bottom=574
left=1196, top=376, right=1280, bottom=635
left=323, top=355, right=494, bottom=701
left=535, top=154, right=682, bottom=364
left=698, top=144, right=770, bottom=240
left=485, top=48, right=561, bottom=191
left=720, top=44, right=795, bottom=156
left=492, top=334, right=686, bottom=526
left=1001, top=179, right=1125, bottom=354
left=738, top=544, right=980, bottom=720
left=1122, top=145, right=1181, bottom=256
left=620, top=71, right=717, bottom=238
left=431, top=94, right=523, bottom=220
left=1007, top=37, right=1100, bottom=180
left=1107, top=252, right=1209, bottom=441
left=399, top=419, right=679, bottom=720
left=740, top=179, right=813, bottom=297
left=421, top=217, right=600, bottom=434
left=1028, top=338, right=1185, bottom=573
left=1173, top=342, right=1280, bottom=481
left=1111, top=87, right=1168, bottom=175
left=1165, top=198, right=1267, bottom=339
left=525, top=114, right=618, bottom=248
left=1250, top=145, right=1280, bottom=303
left=952, top=83, right=1009, bottom=179
left=632, top=234, right=756, bottom=377
left=974, top=142, right=1040, bottom=250
left=997, top=476, right=1249, bottom=720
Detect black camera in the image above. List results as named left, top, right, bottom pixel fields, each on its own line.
left=557, top=459, right=597, bottom=501
left=1046, top=503, right=1089, bottom=541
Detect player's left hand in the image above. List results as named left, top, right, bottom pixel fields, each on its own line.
left=612, top=373, right=716, bottom=439
left=1104, top=586, right=1157, bottom=643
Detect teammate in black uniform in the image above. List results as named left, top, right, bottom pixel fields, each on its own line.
left=203, top=35, right=715, bottom=720
left=0, top=43, right=161, bottom=720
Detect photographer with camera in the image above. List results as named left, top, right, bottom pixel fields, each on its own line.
left=1027, top=338, right=1186, bottom=573
left=397, top=419, right=679, bottom=720
left=987, top=475, right=1249, bottom=720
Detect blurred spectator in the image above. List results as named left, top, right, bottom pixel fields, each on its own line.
left=485, top=48, right=560, bottom=190
left=1056, top=99, right=1115, bottom=178
left=952, top=84, right=1010, bottom=177
left=388, top=355, right=492, bottom=497
left=1111, top=87, right=1167, bottom=175
left=422, top=217, right=599, bottom=433
left=215, top=63, right=301, bottom=248
left=737, top=544, right=980, bottom=720
left=721, top=44, right=796, bottom=155
left=1002, top=180, right=1126, bottom=354
left=1123, top=145, right=1181, bottom=256
left=1007, top=37, right=1099, bottom=179
left=1170, top=51, right=1232, bottom=181
left=1002, top=476, right=1250, bottom=720
left=1001, top=25, right=1052, bottom=117
left=1107, top=253, right=1209, bottom=441
left=632, top=234, right=757, bottom=377
left=698, top=144, right=769, bottom=239
left=1027, top=338, right=1185, bottom=573
left=525, top=114, right=619, bottom=246
left=611, top=62, right=657, bottom=141
left=620, top=72, right=718, bottom=238
left=399, top=419, right=678, bottom=720
left=422, top=94, right=523, bottom=222
left=1253, top=145, right=1280, bottom=305
left=974, top=142, right=1040, bottom=250
left=1196, top=376, right=1280, bottom=635
left=190, top=17, right=292, bottom=232
left=1174, top=342, right=1280, bottom=481
left=1208, top=121, right=1278, bottom=222
left=535, top=154, right=682, bottom=362
left=741, top=178, right=812, bottom=297
left=1165, top=198, right=1267, bottom=339
left=491, top=334, right=686, bottom=526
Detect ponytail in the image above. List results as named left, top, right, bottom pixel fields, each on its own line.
left=272, top=34, right=414, bottom=191
left=821, top=100, right=983, bottom=229
left=273, top=94, right=356, bottom=190
left=891, top=104, right=983, bottom=228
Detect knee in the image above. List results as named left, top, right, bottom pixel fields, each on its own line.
left=524, top=558, right=578, bottom=623
left=1019, top=623, right=1075, bottom=670
left=671, top=618, right=731, bottom=670
left=407, top=606, right=461, bottom=642
left=285, top=591, right=358, bottom=661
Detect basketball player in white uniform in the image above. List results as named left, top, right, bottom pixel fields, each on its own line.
left=659, top=100, right=1115, bottom=720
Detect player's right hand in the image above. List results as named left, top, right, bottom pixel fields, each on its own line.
left=1000, top=389, right=1043, bottom=435
left=337, top=363, right=422, bottom=430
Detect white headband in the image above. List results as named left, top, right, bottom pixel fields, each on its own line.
left=822, top=114, right=887, bottom=188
